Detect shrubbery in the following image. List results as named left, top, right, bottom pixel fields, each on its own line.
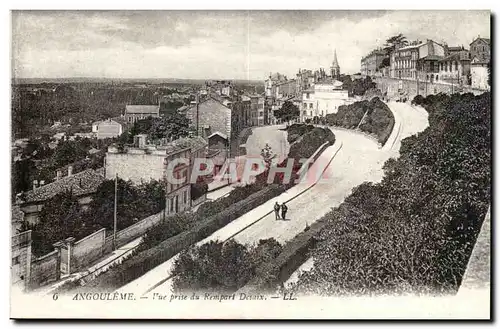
left=325, top=97, right=394, bottom=145
left=172, top=238, right=283, bottom=293
left=291, top=92, right=490, bottom=296
left=77, top=184, right=285, bottom=292
left=191, top=182, right=208, bottom=200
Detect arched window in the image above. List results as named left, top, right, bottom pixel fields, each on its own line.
left=436, top=75, right=439, bottom=81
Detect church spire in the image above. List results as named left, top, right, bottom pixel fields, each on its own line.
left=332, top=49, right=340, bottom=69
left=331, top=49, right=340, bottom=79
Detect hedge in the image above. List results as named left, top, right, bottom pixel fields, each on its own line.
left=325, top=97, right=395, bottom=145
left=290, top=92, right=490, bottom=296
left=73, top=184, right=286, bottom=292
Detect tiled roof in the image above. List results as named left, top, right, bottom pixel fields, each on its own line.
left=440, top=53, right=470, bottom=62
left=21, top=169, right=105, bottom=204
left=471, top=37, right=490, bottom=45
left=11, top=205, right=24, bottom=224
left=125, top=105, right=160, bottom=114
left=420, top=55, right=444, bottom=61
left=156, top=136, right=208, bottom=155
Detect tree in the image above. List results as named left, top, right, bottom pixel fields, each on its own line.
left=31, top=191, right=96, bottom=256
left=274, top=101, right=300, bottom=123
left=383, top=33, right=408, bottom=55
left=261, top=143, right=275, bottom=167
left=149, top=112, right=192, bottom=141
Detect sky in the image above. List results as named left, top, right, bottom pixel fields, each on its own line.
left=11, top=10, right=491, bottom=80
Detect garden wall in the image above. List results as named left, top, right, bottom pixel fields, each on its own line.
left=84, top=184, right=285, bottom=291
left=72, top=228, right=106, bottom=271
left=29, top=250, right=59, bottom=289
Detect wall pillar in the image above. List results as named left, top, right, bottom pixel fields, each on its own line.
left=52, top=241, right=63, bottom=281
left=65, top=237, right=76, bottom=275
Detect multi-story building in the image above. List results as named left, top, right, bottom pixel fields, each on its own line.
left=470, top=36, right=490, bottom=62
left=105, top=135, right=208, bottom=216
left=16, top=167, right=105, bottom=224
left=300, top=81, right=351, bottom=122
left=391, top=39, right=446, bottom=82
left=185, top=98, right=232, bottom=142
left=295, top=69, right=315, bottom=98
left=11, top=230, right=32, bottom=290
left=360, top=49, right=388, bottom=76
left=390, top=43, right=421, bottom=80
left=124, top=105, right=160, bottom=124
left=437, top=52, right=471, bottom=85
left=471, top=57, right=490, bottom=90
left=264, top=72, right=288, bottom=98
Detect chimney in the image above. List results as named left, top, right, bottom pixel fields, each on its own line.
left=68, top=166, right=73, bottom=177
left=33, top=180, right=38, bottom=191
left=56, top=170, right=62, bottom=180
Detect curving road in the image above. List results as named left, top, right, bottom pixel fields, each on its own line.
left=119, top=102, right=429, bottom=295
left=284, top=101, right=429, bottom=287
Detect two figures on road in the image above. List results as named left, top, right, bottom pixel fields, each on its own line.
left=274, top=201, right=288, bottom=221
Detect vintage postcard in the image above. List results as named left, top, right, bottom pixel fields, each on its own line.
left=10, top=10, right=491, bottom=319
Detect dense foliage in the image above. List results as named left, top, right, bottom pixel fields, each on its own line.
left=172, top=238, right=283, bottom=293
left=339, top=75, right=377, bottom=97
left=274, top=101, right=300, bottom=123
left=12, top=137, right=113, bottom=199
left=11, top=83, right=184, bottom=139
left=285, top=124, right=315, bottom=144
left=191, top=182, right=209, bottom=200
left=326, top=98, right=394, bottom=145
left=24, top=178, right=166, bottom=257
left=119, top=112, right=192, bottom=144
left=292, top=92, right=491, bottom=296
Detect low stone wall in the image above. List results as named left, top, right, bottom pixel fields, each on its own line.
left=29, top=250, right=59, bottom=289
left=113, top=212, right=164, bottom=248
left=72, top=228, right=106, bottom=272
left=240, top=218, right=326, bottom=294
left=375, top=77, right=486, bottom=101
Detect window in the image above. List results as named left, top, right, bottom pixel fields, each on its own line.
left=436, top=75, right=439, bottom=81
left=309, top=103, right=313, bottom=109
left=454, top=61, right=458, bottom=71
left=12, top=256, right=20, bottom=265
left=303, top=103, right=307, bottom=109
left=306, top=93, right=310, bottom=99
left=183, top=191, right=187, bottom=204
left=445, top=63, right=448, bottom=72
left=170, top=198, right=174, bottom=212
left=310, top=111, right=313, bottom=116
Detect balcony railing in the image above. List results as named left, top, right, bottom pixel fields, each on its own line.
left=12, top=230, right=32, bottom=248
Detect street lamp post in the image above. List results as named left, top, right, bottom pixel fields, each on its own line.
left=113, top=173, right=118, bottom=251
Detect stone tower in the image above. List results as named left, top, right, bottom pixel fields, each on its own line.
left=330, top=49, right=340, bottom=79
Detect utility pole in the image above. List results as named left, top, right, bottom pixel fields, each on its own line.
left=113, top=173, right=118, bottom=251
left=196, top=92, right=200, bottom=136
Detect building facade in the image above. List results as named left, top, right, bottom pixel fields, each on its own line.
left=105, top=135, right=208, bottom=216
left=124, top=105, right=160, bottom=124
left=470, top=36, right=490, bottom=62
left=361, top=49, right=388, bottom=76
left=185, top=98, right=232, bottom=141
left=437, top=52, right=471, bottom=85
left=300, top=81, right=350, bottom=122
left=391, top=40, right=446, bottom=82
left=16, top=168, right=105, bottom=225
left=471, top=57, right=490, bottom=90
left=93, top=119, right=124, bottom=139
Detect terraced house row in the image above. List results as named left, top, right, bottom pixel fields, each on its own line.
left=360, top=35, right=490, bottom=90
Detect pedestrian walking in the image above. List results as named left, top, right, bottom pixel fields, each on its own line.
left=274, top=201, right=281, bottom=220
left=281, top=202, right=288, bottom=220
